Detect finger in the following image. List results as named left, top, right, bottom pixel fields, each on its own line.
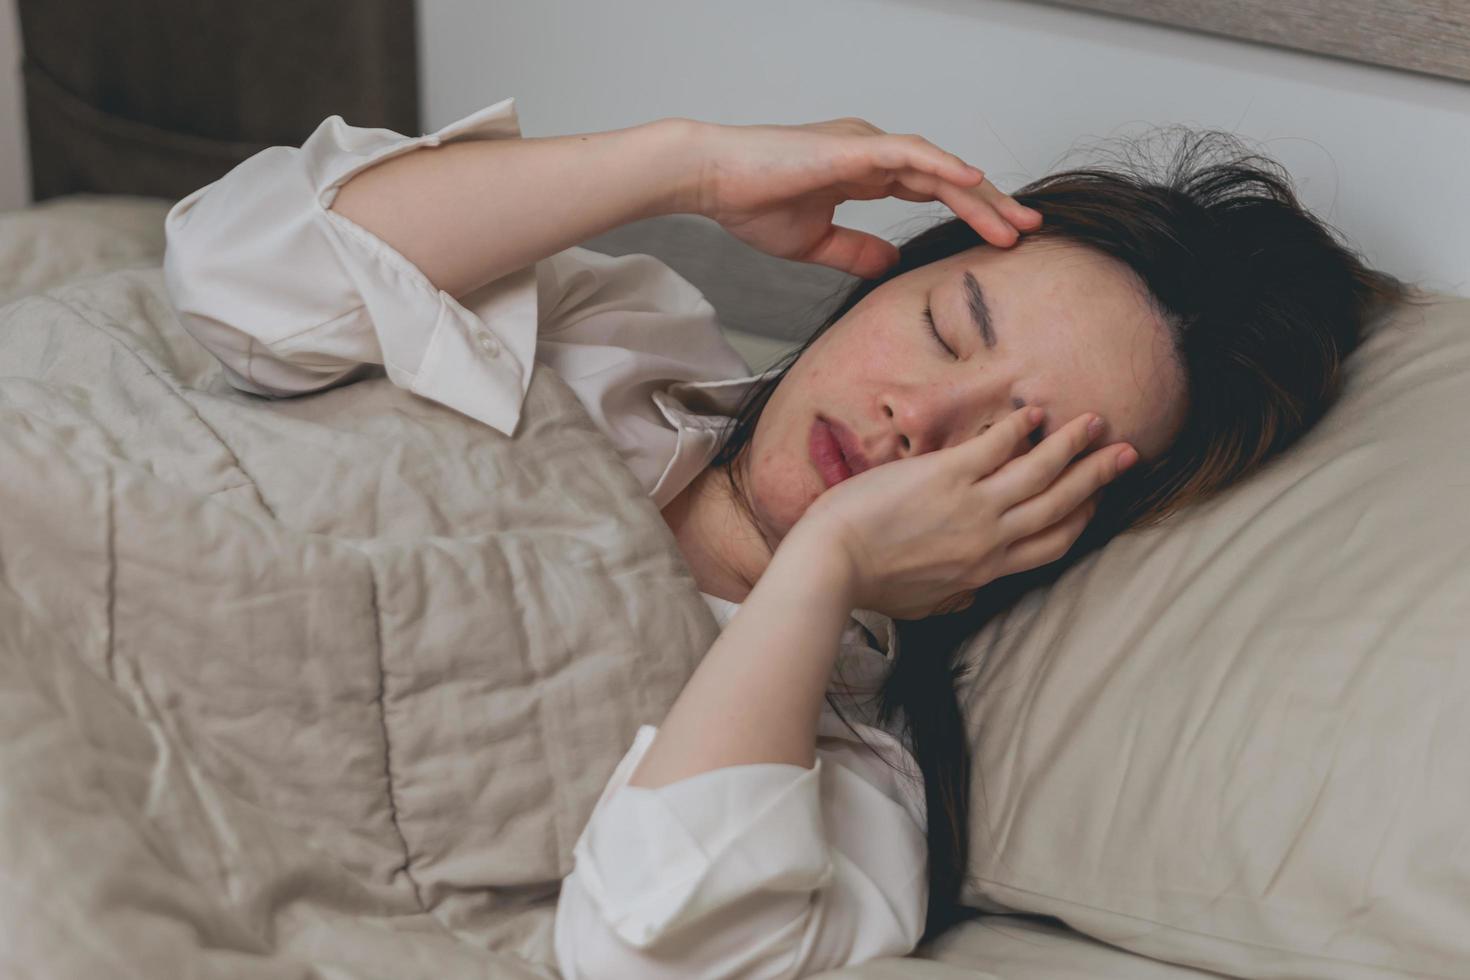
left=884, top=183, right=936, bottom=204
left=999, top=192, right=1045, bottom=229
left=999, top=439, right=1136, bottom=544
left=954, top=405, right=1044, bottom=479
left=957, top=174, right=1043, bottom=227
left=929, top=173, right=1046, bottom=240
left=931, top=590, right=977, bottom=617
left=843, top=169, right=953, bottom=202
left=985, top=411, right=1105, bottom=510
left=888, top=132, right=988, bottom=189
left=962, top=176, right=1045, bottom=230
left=997, top=496, right=1095, bottom=577
left=866, top=168, right=1028, bottom=250
left=930, top=178, right=1033, bottom=248
left=797, top=224, right=902, bottom=278
left=880, top=177, right=985, bottom=208
left=866, top=133, right=986, bottom=193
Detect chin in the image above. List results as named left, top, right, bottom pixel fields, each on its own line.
left=750, top=489, right=803, bottom=550
left=744, top=453, right=822, bottom=546
left=784, top=490, right=826, bottom=540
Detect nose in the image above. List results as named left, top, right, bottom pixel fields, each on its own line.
left=880, top=380, right=1013, bottom=458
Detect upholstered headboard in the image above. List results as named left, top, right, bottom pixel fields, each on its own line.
left=16, top=0, right=418, bottom=203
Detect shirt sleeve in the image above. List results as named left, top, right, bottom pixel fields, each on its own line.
left=553, top=723, right=928, bottom=980
left=161, top=97, right=541, bottom=437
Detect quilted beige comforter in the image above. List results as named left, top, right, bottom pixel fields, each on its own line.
left=0, top=253, right=723, bottom=977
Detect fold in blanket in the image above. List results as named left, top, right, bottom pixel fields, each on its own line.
left=0, top=265, right=719, bottom=976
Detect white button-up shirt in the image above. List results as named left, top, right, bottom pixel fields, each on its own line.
left=161, top=96, right=928, bottom=979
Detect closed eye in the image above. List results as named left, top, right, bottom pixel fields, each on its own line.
left=922, top=305, right=956, bottom=359
left=929, top=303, right=1044, bottom=449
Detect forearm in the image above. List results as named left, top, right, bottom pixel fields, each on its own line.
left=327, top=117, right=699, bottom=300
left=628, top=528, right=858, bottom=789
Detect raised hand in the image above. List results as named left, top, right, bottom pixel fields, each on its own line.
left=791, top=406, right=1136, bottom=621
left=686, top=116, right=1044, bottom=279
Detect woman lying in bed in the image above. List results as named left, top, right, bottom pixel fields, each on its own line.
left=162, top=99, right=1417, bottom=978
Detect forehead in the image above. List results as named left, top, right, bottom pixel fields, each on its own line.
left=931, top=241, right=1185, bottom=460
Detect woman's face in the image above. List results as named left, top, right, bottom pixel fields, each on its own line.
left=742, top=239, right=1189, bottom=544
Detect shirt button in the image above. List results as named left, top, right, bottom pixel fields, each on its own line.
left=474, top=328, right=501, bottom=357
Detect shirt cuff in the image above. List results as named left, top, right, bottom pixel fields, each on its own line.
left=569, top=725, right=835, bottom=950
left=307, top=99, right=540, bottom=437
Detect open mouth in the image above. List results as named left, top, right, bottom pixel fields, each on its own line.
left=810, top=418, right=854, bottom=488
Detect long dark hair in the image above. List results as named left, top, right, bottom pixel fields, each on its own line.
left=705, top=127, right=1428, bottom=944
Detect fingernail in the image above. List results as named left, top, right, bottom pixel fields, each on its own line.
left=1087, top=416, right=1104, bottom=438
left=1117, top=448, right=1138, bottom=473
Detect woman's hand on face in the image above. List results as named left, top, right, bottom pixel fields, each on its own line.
left=791, top=407, right=1136, bottom=621
left=684, top=116, right=1043, bottom=278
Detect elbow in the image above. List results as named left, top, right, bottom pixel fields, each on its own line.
left=553, top=869, right=825, bottom=980
left=554, top=873, right=722, bottom=980
left=554, top=880, right=636, bottom=980
left=162, top=213, right=252, bottom=388
left=163, top=243, right=368, bottom=400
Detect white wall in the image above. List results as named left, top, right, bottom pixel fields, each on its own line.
left=0, top=0, right=28, bottom=212
left=420, top=0, right=1470, bottom=298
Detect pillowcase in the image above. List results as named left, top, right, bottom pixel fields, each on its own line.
left=957, top=291, right=1470, bottom=979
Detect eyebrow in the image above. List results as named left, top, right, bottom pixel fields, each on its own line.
left=961, top=271, right=997, bottom=350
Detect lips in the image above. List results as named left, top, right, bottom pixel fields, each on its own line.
left=810, top=419, right=854, bottom=489
left=823, top=417, right=871, bottom=475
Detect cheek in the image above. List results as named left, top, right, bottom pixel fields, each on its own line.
left=818, top=306, right=901, bottom=361
left=742, top=416, right=827, bottom=534
left=843, top=309, right=900, bottom=353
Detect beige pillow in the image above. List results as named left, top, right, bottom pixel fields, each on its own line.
left=957, top=291, right=1470, bottom=979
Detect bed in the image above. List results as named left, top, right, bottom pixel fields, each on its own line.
left=6, top=3, right=1470, bottom=978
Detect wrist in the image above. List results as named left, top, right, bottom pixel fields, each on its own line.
left=641, top=116, right=712, bottom=218
left=771, top=522, right=863, bottom=611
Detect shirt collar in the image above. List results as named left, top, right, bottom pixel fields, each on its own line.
left=660, top=366, right=785, bottom=425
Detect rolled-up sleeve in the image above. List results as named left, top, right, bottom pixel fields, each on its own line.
left=554, top=724, right=928, bottom=979
left=162, top=97, right=538, bottom=436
